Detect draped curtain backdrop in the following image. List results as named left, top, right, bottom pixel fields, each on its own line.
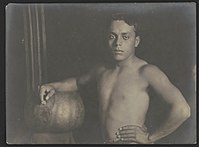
left=23, top=4, right=48, bottom=98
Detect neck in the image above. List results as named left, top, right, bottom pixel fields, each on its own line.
left=116, top=55, right=137, bottom=69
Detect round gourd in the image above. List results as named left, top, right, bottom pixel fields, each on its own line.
left=25, top=91, right=85, bottom=133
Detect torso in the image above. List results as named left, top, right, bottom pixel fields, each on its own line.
left=96, top=58, right=150, bottom=140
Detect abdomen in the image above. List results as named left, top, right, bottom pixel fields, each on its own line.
left=101, top=92, right=150, bottom=140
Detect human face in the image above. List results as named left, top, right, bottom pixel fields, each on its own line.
left=108, top=20, right=140, bottom=62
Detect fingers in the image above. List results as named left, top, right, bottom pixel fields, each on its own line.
left=45, top=89, right=55, bottom=101
left=39, top=85, right=55, bottom=105
left=112, top=138, right=120, bottom=143
left=118, top=125, right=147, bottom=135
left=116, top=125, right=138, bottom=136
left=115, top=125, right=149, bottom=144
left=116, top=130, right=135, bottom=137
left=116, top=126, right=136, bottom=142
left=41, top=100, right=47, bottom=105
left=40, top=85, right=46, bottom=103
left=120, top=137, right=137, bottom=142
left=117, top=133, right=135, bottom=138
left=119, top=125, right=144, bottom=131
left=116, top=130, right=136, bottom=141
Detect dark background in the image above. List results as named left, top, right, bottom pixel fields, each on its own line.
left=6, top=3, right=196, bottom=144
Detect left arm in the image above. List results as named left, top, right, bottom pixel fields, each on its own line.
left=141, top=65, right=191, bottom=143
left=116, top=65, right=191, bottom=144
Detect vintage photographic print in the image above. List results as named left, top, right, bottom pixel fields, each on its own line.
left=6, top=3, right=196, bottom=144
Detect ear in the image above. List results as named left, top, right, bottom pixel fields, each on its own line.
left=135, top=36, right=140, bottom=47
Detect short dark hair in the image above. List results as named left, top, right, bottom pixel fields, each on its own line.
left=111, top=13, right=140, bottom=36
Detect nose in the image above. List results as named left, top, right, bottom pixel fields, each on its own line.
left=115, top=36, right=122, bottom=47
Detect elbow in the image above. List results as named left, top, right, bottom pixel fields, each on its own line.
left=178, top=103, right=191, bottom=121
left=184, top=104, right=191, bottom=119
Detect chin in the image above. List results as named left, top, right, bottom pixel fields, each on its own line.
left=111, top=53, right=127, bottom=61
left=113, top=56, right=125, bottom=61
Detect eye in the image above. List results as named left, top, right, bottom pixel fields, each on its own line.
left=109, top=34, right=115, bottom=39
left=122, top=35, right=130, bottom=40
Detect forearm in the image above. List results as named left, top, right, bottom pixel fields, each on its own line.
left=48, top=78, right=78, bottom=92
left=149, top=104, right=191, bottom=143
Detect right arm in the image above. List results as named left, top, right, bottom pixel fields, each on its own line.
left=46, top=77, right=78, bottom=92
left=40, top=65, right=104, bottom=104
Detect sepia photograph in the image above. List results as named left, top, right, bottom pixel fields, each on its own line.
left=6, top=3, right=196, bottom=144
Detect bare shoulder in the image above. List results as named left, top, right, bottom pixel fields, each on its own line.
left=140, top=64, right=161, bottom=75
left=140, top=63, right=169, bottom=82
left=93, top=63, right=106, bottom=76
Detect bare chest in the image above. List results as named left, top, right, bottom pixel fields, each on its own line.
left=97, top=70, right=148, bottom=105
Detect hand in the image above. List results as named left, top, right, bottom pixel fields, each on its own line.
left=39, top=84, right=55, bottom=105
left=115, top=125, right=152, bottom=144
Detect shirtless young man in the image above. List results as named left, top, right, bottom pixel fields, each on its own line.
left=39, top=14, right=191, bottom=144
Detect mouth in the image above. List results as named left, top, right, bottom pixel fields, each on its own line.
left=112, top=50, right=124, bottom=55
